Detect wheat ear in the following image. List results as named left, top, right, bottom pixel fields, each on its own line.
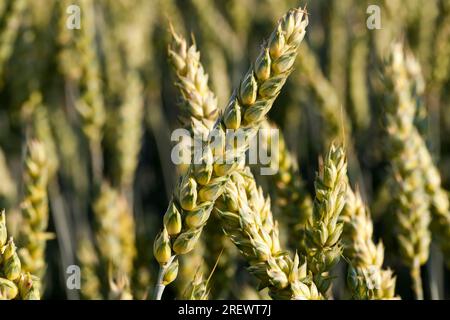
left=216, top=167, right=321, bottom=300
left=168, top=26, right=239, bottom=298
left=260, top=120, right=313, bottom=253
left=304, top=144, right=348, bottom=297
left=153, top=7, right=309, bottom=299
left=342, top=186, right=397, bottom=299
left=383, top=43, right=431, bottom=300
left=92, top=183, right=136, bottom=294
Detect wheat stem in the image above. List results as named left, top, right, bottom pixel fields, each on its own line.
left=411, top=258, right=423, bottom=300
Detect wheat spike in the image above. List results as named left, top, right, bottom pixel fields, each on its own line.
left=383, top=43, right=431, bottom=299
left=304, top=144, right=348, bottom=297
left=93, top=183, right=136, bottom=282
left=216, top=167, right=321, bottom=300
left=0, top=210, right=40, bottom=300
left=18, top=140, right=52, bottom=288
left=152, top=7, right=309, bottom=299
left=342, top=186, right=397, bottom=300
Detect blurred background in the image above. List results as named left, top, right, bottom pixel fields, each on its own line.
left=0, top=0, right=449, bottom=299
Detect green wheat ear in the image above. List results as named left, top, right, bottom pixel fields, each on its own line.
left=342, top=185, right=397, bottom=300
left=383, top=42, right=431, bottom=300
left=216, top=167, right=322, bottom=300
left=304, top=144, right=348, bottom=297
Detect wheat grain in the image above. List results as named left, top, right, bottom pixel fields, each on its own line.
left=152, top=7, right=309, bottom=299
left=304, top=144, right=347, bottom=297
left=168, top=27, right=238, bottom=299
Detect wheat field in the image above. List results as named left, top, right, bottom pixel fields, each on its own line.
left=0, top=0, right=449, bottom=300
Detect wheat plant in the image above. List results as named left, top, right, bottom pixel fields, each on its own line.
left=152, top=7, right=309, bottom=299
left=304, top=144, right=347, bottom=296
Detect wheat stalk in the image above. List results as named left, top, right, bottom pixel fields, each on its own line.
left=304, top=144, right=347, bottom=297
left=167, top=26, right=218, bottom=294
left=17, top=140, right=52, bottom=288
left=152, top=7, right=309, bottom=299
left=216, top=167, right=321, bottom=300
left=0, top=210, right=40, bottom=300
left=168, top=26, right=219, bottom=138
left=342, top=185, right=397, bottom=299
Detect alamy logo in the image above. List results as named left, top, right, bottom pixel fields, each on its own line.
left=66, top=265, right=81, bottom=290
left=366, top=5, right=381, bottom=30
left=66, top=5, right=81, bottom=30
